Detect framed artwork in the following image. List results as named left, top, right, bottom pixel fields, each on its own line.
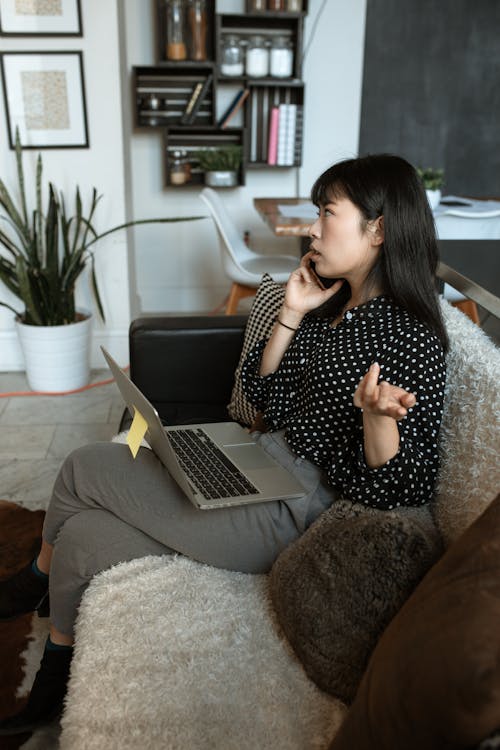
left=0, top=0, right=82, bottom=36
left=0, top=51, right=89, bottom=148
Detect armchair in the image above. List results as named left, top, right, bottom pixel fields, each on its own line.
left=59, top=282, right=500, bottom=749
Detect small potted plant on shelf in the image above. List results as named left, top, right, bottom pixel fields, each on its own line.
left=195, top=145, right=242, bottom=187
left=417, top=167, right=445, bottom=210
left=0, top=130, right=203, bottom=393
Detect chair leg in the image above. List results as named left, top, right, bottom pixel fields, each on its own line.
left=452, top=299, right=480, bottom=325
left=225, top=283, right=257, bottom=315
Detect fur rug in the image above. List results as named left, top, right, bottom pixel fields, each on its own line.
left=0, top=500, right=58, bottom=750
left=60, top=555, right=345, bottom=750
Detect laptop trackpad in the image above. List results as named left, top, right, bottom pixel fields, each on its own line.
left=225, top=444, right=276, bottom=471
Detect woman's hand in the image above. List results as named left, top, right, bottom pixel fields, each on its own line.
left=283, top=251, right=343, bottom=317
left=353, top=363, right=416, bottom=468
left=354, top=363, right=416, bottom=421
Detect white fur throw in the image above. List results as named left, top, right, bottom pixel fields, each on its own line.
left=60, top=556, right=344, bottom=750
left=61, top=300, right=498, bottom=748
left=434, top=301, right=500, bottom=545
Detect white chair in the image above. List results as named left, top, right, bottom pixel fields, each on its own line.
left=200, top=187, right=299, bottom=314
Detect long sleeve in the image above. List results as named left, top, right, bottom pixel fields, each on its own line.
left=240, top=297, right=446, bottom=509
left=329, top=327, right=446, bottom=509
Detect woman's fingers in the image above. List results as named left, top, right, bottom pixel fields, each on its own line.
left=363, top=363, right=380, bottom=405
left=354, top=364, right=417, bottom=420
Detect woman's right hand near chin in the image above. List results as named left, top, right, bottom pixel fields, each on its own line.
left=283, top=251, right=343, bottom=316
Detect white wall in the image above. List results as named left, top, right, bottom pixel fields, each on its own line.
left=122, top=0, right=367, bottom=315
left=0, top=0, right=130, bottom=369
left=0, top=0, right=366, bottom=371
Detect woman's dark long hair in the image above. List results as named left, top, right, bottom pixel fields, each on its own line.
left=310, top=153, right=449, bottom=351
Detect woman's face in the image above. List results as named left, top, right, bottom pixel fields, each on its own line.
left=308, top=196, right=383, bottom=285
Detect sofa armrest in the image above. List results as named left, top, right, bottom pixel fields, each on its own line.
left=125, top=315, right=247, bottom=427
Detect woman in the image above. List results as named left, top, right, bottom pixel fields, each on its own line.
left=0, top=154, right=447, bottom=735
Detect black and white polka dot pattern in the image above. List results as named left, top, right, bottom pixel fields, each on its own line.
left=241, top=296, right=446, bottom=510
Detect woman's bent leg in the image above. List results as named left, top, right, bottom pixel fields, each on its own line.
left=49, top=508, right=175, bottom=637
left=43, top=442, right=306, bottom=576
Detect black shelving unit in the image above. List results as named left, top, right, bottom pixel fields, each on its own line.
left=131, top=2, right=307, bottom=187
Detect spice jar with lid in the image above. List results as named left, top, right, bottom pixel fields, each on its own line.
left=165, top=0, right=187, bottom=61
left=169, top=150, right=191, bottom=185
left=270, top=35, right=293, bottom=77
left=246, top=35, right=269, bottom=78
left=220, top=35, right=244, bottom=76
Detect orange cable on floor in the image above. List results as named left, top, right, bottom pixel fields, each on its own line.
left=0, top=367, right=129, bottom=398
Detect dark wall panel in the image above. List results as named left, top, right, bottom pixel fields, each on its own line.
left=359, top=0, right=500, bottom=197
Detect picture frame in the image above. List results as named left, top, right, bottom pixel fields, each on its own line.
left=0, top=51, right=89, bottom=149
left=0, top=0, right=82, bottom=36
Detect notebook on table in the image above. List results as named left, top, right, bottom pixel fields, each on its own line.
left=101, top=347, right=305, bottom=510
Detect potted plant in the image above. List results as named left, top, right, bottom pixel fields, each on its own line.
left=195, top=145, right=242, bottom=187
left=417, top=167, right=445, bottom=210
left=0, top=131, right=203, bottom=392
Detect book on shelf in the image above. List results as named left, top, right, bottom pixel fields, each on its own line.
left=217, top=88, right=249, bottom=129
left=274, top=103, right=302, bottom=166
left=267, top=106, right=280, bottom=165
left=276, top=103, right=289, bottom=166
left=180, top=73, right=213, bottom=125
left=250, top=89, right=258, bottom=162
left=284, top=103, right=297, bottom=166
left=292, top=104, right=304, bottom=165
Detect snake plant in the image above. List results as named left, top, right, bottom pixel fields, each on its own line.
left=0, top=129, right=203, bottom=325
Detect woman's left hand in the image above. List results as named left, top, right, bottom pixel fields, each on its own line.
left=353, top=363, right=416, bottom=421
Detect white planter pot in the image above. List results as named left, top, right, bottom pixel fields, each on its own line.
left=426, top=188, right=442, bottom=210
left=15, top=311, right=92, bottom=393
left=204, top=170, right=238, bottom=187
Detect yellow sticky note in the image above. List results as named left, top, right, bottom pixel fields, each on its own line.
left=126, top=407, right=148, bottom=459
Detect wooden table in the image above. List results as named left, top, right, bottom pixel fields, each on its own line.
left=253, top=197, right=312, bottom=238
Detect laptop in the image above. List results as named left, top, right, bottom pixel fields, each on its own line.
left=101, top=347, right=306, bottom=510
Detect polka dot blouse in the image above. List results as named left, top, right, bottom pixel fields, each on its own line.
left=241, top=296, right=447, bottom=510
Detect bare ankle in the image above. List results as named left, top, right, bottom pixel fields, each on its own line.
left=49, top=625, right=73, bottom=648
left=36, top=540, right=53, bottom=576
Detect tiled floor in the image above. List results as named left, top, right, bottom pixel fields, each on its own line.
left=0, top=370, right=124, bottom=512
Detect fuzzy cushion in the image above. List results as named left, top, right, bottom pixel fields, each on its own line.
left=330, top=493, right=500, bottom=750
left=228, top=273, right=285, bottom=427
left=269, top=500, right=443, bottom=704
left=434, top=300, right=500, bottom=545
left=60, top=555, right=345, bottom=750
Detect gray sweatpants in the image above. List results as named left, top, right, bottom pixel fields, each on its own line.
left=42, top=431, right=339, bottom=635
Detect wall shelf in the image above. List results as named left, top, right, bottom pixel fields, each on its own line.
left=131, top=3, right=307, bottom=187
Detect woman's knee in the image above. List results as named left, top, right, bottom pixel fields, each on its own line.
left=52, top=508, right=170, bottom=581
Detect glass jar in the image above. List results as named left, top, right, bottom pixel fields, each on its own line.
left=267, top=0, right=285, bottom=9
left=165, top=0, right=187, bottom=61
left=246, top=35, right=269, bottom=78
left=270, top=35, right=293, bottom=77
left=148, top=93, right=161, bottom=111
left=286, top=0, right=302, bottom=10
left=247, top=0, right=266, bottom=10
left=220, top=35, right=244, bottom=76
left=187, top=0, right=207, bottom=61
left=169, top=150, right=191, bottom=185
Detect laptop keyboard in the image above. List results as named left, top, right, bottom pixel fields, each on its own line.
left=168, top=428, right=259, bottom=500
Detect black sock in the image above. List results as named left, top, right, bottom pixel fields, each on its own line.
left=31, top=558, right=49, bottom=581
left=45, top=636, right=73, bottom=653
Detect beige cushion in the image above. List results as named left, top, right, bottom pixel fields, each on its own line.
left=227, top=274, right=285, bottom=426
